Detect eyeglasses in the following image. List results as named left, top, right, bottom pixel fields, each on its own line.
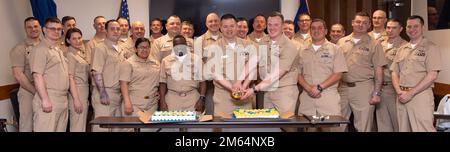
left=46, top=26, right=63, bottom=32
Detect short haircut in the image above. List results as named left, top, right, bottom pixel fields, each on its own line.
left=311, top=18, right=327, bottom=30
left=62, top=16, right=76, bottom=25
left=44, top=17, right=61, bottom=26
left=151, top=18, right=162, bottom=23
left=297, top=13, right=311, bottom=19
left=331, top=23, right=345, bottom=32
left=24, top=17, right=39, bottom=25
left=221, top=13, right=237, bottom=22
left=284, top=20, right=294, bottom=25
left=268, top=11, right=284, bottom=21
left=354, top=11, right=371, bottom=19
left=105, top=19, right=118, bottom=30
left=168, top=15, right=180, bottom=20
left=237, top=17, right=248, bottom=24
left=93, top=16, right=105, bottom=23
left=116, top=16, right=128, bottom=22
left=64, top=27, right=82, bottom=47
left=254, top=14, right=266, bottom=20
left=182, top=20, right=193, bottom=27
left=173, top=35, right=187, bottom=46
left=387, top=18, right=403, bottom=27
left=407, top=15, right=425, bottom=25
left=134, top=37, right=150, bottom=49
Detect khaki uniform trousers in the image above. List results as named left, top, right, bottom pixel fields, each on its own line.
left=397, top=88, right=436, bottom=132
left=68, top=86, right=89, bottom=132
left=33, top=89, right=68, bottom=132
left=298, top=89, right=341, bottom=116
left=166, top=90, right=199, bottom=111
left=17, top=87, right=34, bottom=132
left=299, top=89, right=341, bottom=132
left=121, top=92, right=158, bottom=132
left=376, top=84, right=398, bottom=132
left=264, top=85, right=299, bottom=114
left=123, top=92, right=159, bottom=117
left=91, top=88, right=122, bottom=132
left=213, top=87, right=253, bottom=116
left=338, top=80, right=375, bottom=132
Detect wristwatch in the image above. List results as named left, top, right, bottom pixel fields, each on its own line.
left=199, top=95, right=206, bottom=101
left=373, top=91, right=382, bottom=96
left=317, top=85, right=323, bottom=93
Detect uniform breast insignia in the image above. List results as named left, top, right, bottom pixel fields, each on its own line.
left=359, top=47, right=369, bottom=52
left=415, top=50, right=426, bottom=57
left=320, top=52, right=331, bottom=58
left=387, top=50, right=397, bottom=60
left=239, top=51, right=249, bottom=57
left=271, top=45, right=280, bottom=57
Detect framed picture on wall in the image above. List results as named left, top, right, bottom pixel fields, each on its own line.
left=428, top=0, right=450, bottom=30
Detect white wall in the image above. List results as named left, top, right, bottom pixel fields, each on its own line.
left=55, top=0, right=150, bottom=39
left=281, top=0, right=300, bottom=21
left=0, top=0, right=32, bottom=132
left=412, top=0, right=450, bottom=84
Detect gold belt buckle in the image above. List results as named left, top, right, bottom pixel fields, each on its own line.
left=400, top=86, right=411, bottom=91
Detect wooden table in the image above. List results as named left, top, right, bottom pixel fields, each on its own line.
left=90, top=116, right=349, bottom=132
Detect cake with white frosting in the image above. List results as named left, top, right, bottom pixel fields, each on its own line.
left=151, top=110, right=197, bottom=122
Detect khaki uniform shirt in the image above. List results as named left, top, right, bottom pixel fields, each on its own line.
left=150, top=34, right=194, bottom=62
left=57, top=38, right=69, bottom=57
left=206, top=38, right=257, bottom=89
left=91, top=39, right=126, bottom=89
left=293, top=32, right=312, bottom=46
left=85, top=36, right=105, bottom=64
left=299, top=41, right=348, bottom=89
left=67, top=46, right=90, bottom=87
left=10, top=38, right=41, bottom=82
left=119, top=54, right=160, bottom=98
left=194, top=31, right=222, bottom=62
left=337, top=33, right=387, bottom=83
left=30, top=39, right=69, bottom=91
left=248, top=31, right=267, bottom=43
left=119, top=37, right=136, bottom=59
left=369, top=31, right=388, bottom=43
left=160, top=53, right=204, bottom=92
left=390, top=38, right=442, bottom=88
left=258, top=35, right=299, bottom=89
left=380, top=37, right=407, bottom=83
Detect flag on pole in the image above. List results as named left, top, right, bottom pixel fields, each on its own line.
left=293, top=0, right=310, bottom=33
left=119, top=0, right=130, bottom=24
left=30, top=0, right=57, bottom=26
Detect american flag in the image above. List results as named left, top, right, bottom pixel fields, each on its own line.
left=119, top=0, right=130, bottom=23
left=293, top=0, right=310, bottom=32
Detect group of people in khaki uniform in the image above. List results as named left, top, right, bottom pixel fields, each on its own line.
left=9, top=8, right=441, bottom=132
